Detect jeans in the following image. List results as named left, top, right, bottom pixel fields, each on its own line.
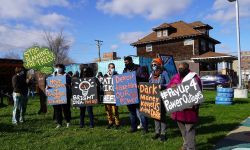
left=127, top=104, right=148, bottom=131
left=80, top=106, right=94, bottom=127
left=12, top=93, right=27, bottom=123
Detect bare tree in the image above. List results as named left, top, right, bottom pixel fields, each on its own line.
left=3, top=51, right=21, bottom=59
left=44, top=30, right=74, bottom=64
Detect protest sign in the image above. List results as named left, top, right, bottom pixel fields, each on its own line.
left=160, top=78, right=204, bottom=113
left=46, top=75, right=67, bottom=105
left=102, top=77, right=116, bottom=104
left=113, top=71, right=139, bottom=106
left=139, top=82, right=161, bottom=120
left=72, top=78, right=98, bottom=106
left=157, top=54, right=177, bottom=79
left=23, top=46, right=55, bottom=75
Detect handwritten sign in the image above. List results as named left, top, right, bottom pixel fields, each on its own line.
left=46, top=76, right=67, bottom=105
left=158, top=54, right=177, bottom=79
left=102, top=77, right=116, bottom=104
left=113, top=71, right=139, bottom=106
left=23, top=46, right=55, bottom=75
left=139, top=83, right=161, bottom=120
left=160, top=78, right=204, bottom=113
left=72, top=78, right=98, bottom=106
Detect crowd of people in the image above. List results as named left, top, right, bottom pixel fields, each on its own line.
left=11, top=56, right=201, bottom=150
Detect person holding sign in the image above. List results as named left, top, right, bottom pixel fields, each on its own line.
left=79, top=65, right=95, bottom=128
left=149, top=58, right=170, bottom=142
left=123, top=56, right=149, bottom=134
left=167, top=62, right=202, bottom=150
left=50, top=64, right=72, bottom=128
left=104, top=63, right=120, bottom=129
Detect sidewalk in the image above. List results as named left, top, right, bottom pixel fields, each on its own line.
left=215, top=117, right=250, bottom=150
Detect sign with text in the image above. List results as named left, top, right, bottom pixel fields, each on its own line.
left=158, top=54, right=177, bottom=79
left=160, top=78, right=204, bottom=113
left=102, top=77, right=116, bottom=104
left=46, top=76, right=67, bottom=105
left=72, top=78, right=98, bottom=106
left=139, top=82, right=161, bottom=120
left=23, top=46, right=55, bottom=75
left=113, top=71, right=139, bottom=106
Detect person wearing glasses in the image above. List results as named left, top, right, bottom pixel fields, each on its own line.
left=149, top=58, right=170, bottom=142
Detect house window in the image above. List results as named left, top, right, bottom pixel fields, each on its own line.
left=146, top=44, right=153, bottom=52
left=157, top=31, right=162, bottom=37
left=163, top=30, right=168, bottom=37
left=209, top=43, right=214, bottom=50
left=201, top=40, right=206, bottom=51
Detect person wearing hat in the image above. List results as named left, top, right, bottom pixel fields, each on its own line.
left=149, top=58, right=170, bottom=141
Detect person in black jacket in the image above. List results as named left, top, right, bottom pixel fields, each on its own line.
left=123, top=56, right=149, bottom=134
left=51, top=64, right=72, bottom=128
left=79, top=65, right=95, bottom=128
left=12, top=67, right=29, bottom=124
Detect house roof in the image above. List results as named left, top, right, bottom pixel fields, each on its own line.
left=191, top=51, right=237, bottom=63
left=189, top=21, right=213, bottom=29
left=152, top=23, right=172, bottom=31
left=131, top=21, right=220, bottom=46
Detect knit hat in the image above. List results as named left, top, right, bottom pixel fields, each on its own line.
left=152, top=58, right=163, bottom=65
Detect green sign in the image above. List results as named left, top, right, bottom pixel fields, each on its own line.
left=23, top=46, right=55, bottom=75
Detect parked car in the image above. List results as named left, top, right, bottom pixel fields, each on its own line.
left=201, top=74, right=231, bottom=89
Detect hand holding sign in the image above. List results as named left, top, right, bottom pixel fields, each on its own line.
left=23, top=46, right=55, bottom=75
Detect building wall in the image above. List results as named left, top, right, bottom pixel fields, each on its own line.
left=136, top=39, right=200, bottom=61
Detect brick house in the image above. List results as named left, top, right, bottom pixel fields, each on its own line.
left=131, top=21, right=220, bottom=72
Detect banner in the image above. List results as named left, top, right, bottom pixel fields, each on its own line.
left=139, top=82, right=161, bottom=120
left=113, top=71, right=139, bottom=106
left=72, top=78, right=98, bottom=106
left=46, top=76, right=67, bottom=105
left=102, top=77, right=116, bottom=104
left=157, top=54, right=177, bottom=79
left=160, top=78, right=204, bottom=113
left=23, top=46, right=55, bottom=75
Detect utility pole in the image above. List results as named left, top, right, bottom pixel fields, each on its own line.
left=95, top=40, right=103, bottom=62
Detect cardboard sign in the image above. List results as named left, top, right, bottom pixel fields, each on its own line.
left=113, top=71, right=139, bottom=106
left=23, top=46, right=55, bottom=75
left=139, top=82, right=161, bottom=120
left=46, top=76, right=67, bottom=105
left=158, top=54, right=177, bottom=79
left=102, top=77, right=116, bottom=104
left=72, top=78, right=98, bottom=106
left=160, top=78, right=204, bottom=113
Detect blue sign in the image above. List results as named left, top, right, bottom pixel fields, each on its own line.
left=158, top=54, right=178, bottom=79
left=113, top=71, right=139, bottom=106
left=46, top=75, right=67, bottom=105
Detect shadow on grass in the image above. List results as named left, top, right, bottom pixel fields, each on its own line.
left=0, top=123, right=42, bottom=133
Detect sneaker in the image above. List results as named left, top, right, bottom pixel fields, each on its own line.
left=79, top=124, right=84, bottom=128
left=55, top=124, right=61, bottom=129
left=12, top=122, right=18, bottom=125
left=90, top=125, right=94, bottom=128
left=160, top=134, right=167, bottom=142
left=66, top=123, right=70, bottom=128
left=152, top=134, right=160, bottom=140
left=106, top=124, right=113, bottom=129
left=137, top=124, right=143, bottom=130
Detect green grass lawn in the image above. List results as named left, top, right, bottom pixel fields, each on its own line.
left=0, top=91, right=250, bottom=150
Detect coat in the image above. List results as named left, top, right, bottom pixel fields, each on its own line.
left=167, top=72, right=202, bottom=123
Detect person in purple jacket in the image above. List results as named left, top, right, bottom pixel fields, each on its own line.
left=167, top=62, right=202, bottom=150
